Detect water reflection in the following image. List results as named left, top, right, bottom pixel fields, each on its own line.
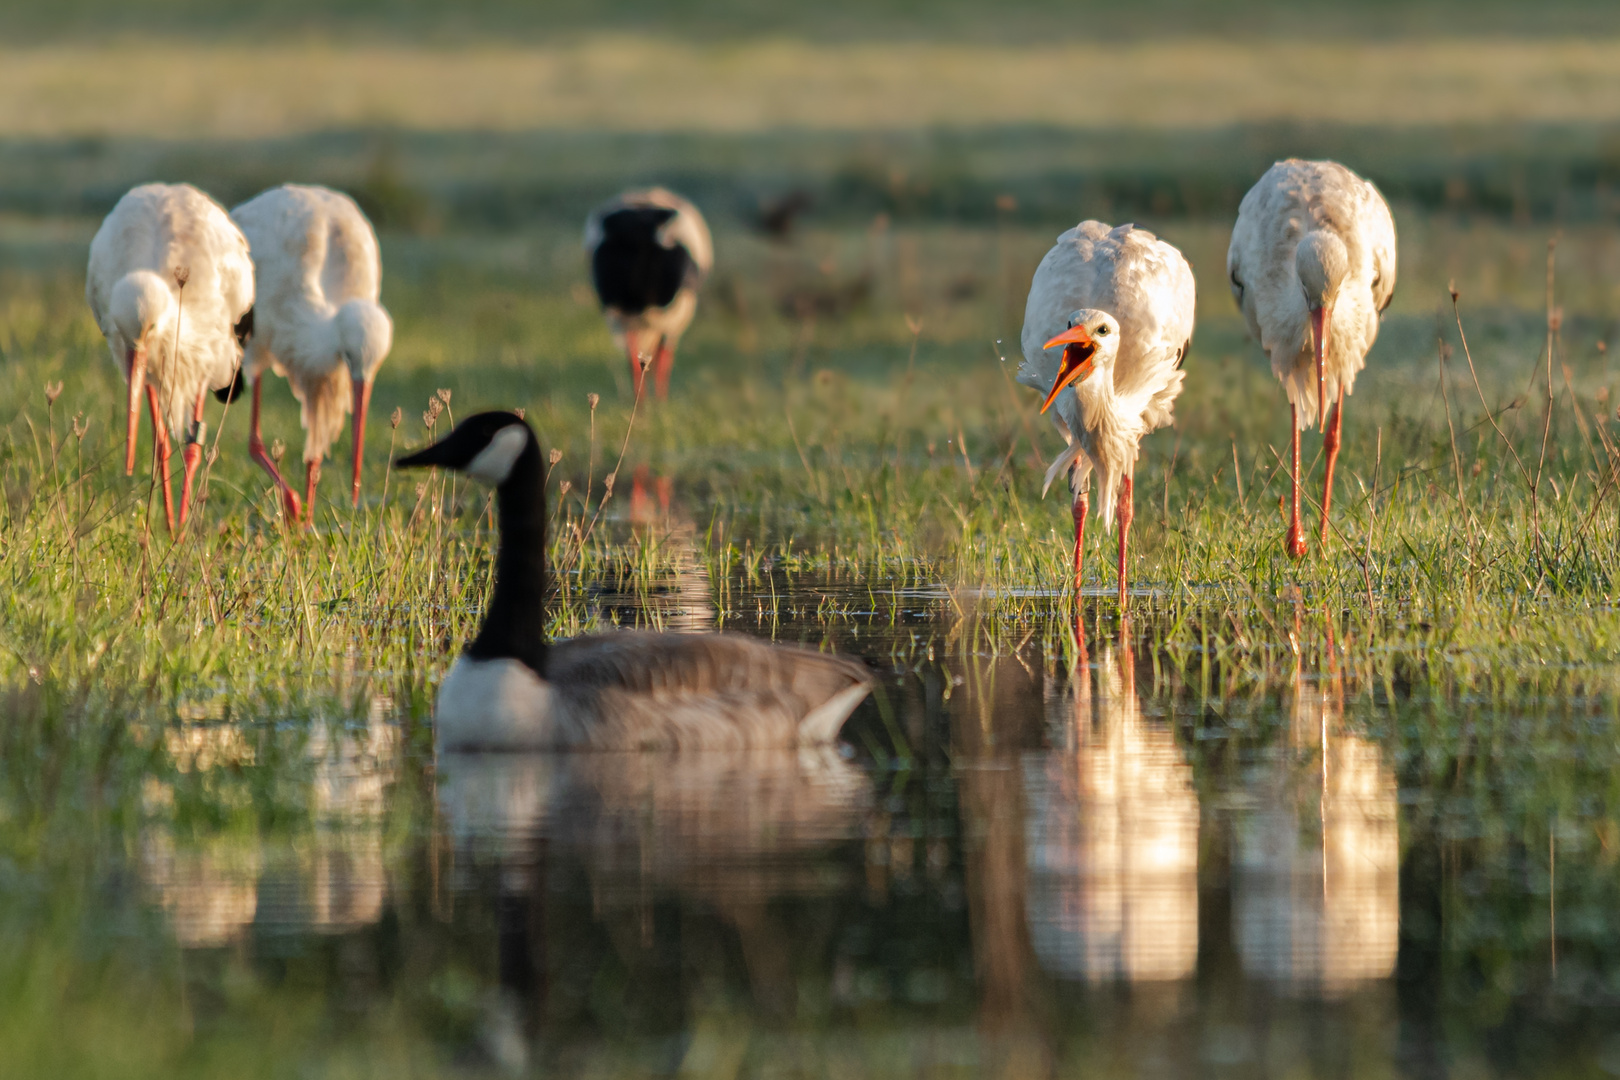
left=626, top=467, right=716, bottom=633
left=1233, top=632, right=1399, bottom=996
left=101, top=596, right=1620, bottom=1075
left=142, top=711, right=398, bottom=946
left=436, top=747, right=867, bottom=1041
left=1026, top=629, right=1200, bottom=983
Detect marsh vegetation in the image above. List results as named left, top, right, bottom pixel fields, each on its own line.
left=6, top=7, right=1620, bottom=1075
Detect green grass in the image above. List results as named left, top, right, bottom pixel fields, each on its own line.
left=3, top=210, right=1619, bottom=713
left=8, top=143, right=1620, bottom=1074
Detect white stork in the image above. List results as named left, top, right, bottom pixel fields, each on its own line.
left=86, top=183, right=253, bottom=532
left=1018, top=222, right=1195, bottom=606
left=584, top=187, right=712, bottom=400
left=230, top=184, right=393, bottom=522
left=1227, top=159, right=1396, bottom=557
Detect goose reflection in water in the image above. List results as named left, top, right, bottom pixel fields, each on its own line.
left=1234, top=625, right=1399, bottom=996
left=1025, top=625, right=1200, bottom=983
left=436, top=746, right=867, bottom=1043
left=141, top=710, right=398, bottom=946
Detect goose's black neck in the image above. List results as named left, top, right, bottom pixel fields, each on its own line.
left=464, top=437, right=549, bottom=674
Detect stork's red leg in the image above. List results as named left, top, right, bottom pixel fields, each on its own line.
left=145, top=384, right=176, bottom=534
left=178, top=386, right=206, bottom=528
left=625, top=330, right=647, bottom=396
left=305, top=460, right=321, bottom=524
left=1320, top=387, right=1345, bottom=546
left=1072, top=489, right=1090, bottom=597
left=247, top=377, right=303, bottom=525
left=653, top=342, right=674, bottom=401
left=1286, top=405, right=1308, bottom=559
left=629, top=465, right=652, bottom=525
left=1116, top=474, right=1134, bottom=608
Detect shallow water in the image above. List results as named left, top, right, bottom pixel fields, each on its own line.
left=44, top=579, right=1620, bottom=1079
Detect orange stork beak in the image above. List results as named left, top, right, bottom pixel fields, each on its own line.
left=1039, top=325, right=1098, bottom=414
left=125, top=344, right=147, bottom=475
left=1309, top=304, right=1331, bottom=430
left=351, top=375, right=373, bottom=508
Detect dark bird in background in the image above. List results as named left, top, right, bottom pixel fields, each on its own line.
left=584, top=188, right=713, bottom=400
left=755, top=189, right=814, bottom=242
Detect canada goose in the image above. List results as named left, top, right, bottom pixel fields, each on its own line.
left=397, top=411, right=873, bottom=751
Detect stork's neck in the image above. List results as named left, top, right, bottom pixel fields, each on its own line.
left=1072, top=356, right=1141, bottom=525
left=1073, top=354, right=1129, bottom=441
left=464, top=442, right=549, bottom=675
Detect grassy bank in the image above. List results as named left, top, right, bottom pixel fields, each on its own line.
left=4, top=209, right=1620, bottom=715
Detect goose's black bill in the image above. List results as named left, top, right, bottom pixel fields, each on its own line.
left=396, top=411, right=530, bottom=471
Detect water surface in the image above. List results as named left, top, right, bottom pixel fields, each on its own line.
left=31, top=581, right=1620, bottom=1078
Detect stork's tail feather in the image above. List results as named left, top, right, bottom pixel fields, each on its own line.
left=1041, top=441, right=1086, bottom=498
left=213, top=366, right=246, bottom=404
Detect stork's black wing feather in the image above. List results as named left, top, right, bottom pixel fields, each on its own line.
left=590, top=207, right=693, bottom=315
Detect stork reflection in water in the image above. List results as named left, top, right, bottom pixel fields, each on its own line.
left=1233, top=611, right=1399, bottom=995
left=1025, top=623, right=1200, bottom=984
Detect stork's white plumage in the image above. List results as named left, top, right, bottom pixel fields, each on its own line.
left=231, top=184, right=393, bottom=522
left=584, top=187, right=712, bottom=400
left=1227, top=159, right=1396, bottom=557
left=87, top=183, right=253, bottom=532
left=1018, top=222, right=1195, bottom=605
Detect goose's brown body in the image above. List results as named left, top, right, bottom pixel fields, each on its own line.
left=547, top=631, right=874, bottom=750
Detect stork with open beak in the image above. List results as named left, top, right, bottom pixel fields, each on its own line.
left=1228, top=159, right=1396, bottom=558
left=87, top=184, right=253, bottom=532
left=230, top=184, right=393, bottom=524
left=1017, top=222, right=1195, bottom=607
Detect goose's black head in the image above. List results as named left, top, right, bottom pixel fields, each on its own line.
left=396, top=411, right=536, bottom=487
left=397, top=411, right=549, bottom=673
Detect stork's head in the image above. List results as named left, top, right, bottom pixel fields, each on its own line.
left=335, top=298, right=394, bottom=508
left=335, top=299, right=393, bottom=383
left=1295, top=230, right=1349, bottom=314
left=107, top=270, right=177, bottom=474
left=107, top=270, right=176, bottom=363
left=1039, top=309, right=1119, bottom=414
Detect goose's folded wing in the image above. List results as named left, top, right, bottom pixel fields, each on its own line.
left=546, top=631, right=873, bottom=750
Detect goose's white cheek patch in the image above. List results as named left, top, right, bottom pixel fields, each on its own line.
left=465, top=425, right=529, bottom=484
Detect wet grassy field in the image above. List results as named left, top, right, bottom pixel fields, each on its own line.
left=8, top=5, right=1620, bottom=1075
